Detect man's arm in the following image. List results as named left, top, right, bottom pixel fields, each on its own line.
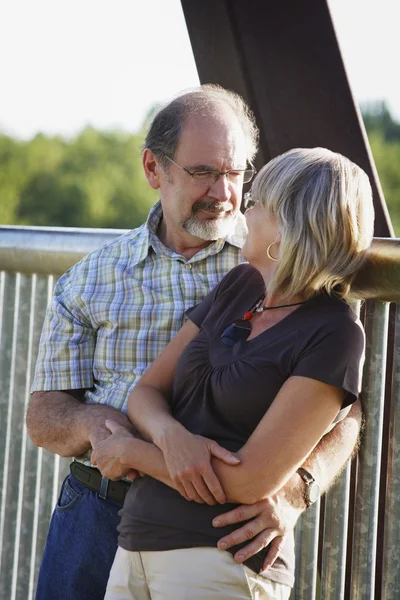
left=26, top=390, right=139, bottom=475
left=213, top=398, right=362, bottom=567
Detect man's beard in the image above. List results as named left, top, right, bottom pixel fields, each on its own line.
left=182, top=200, right=237, bottom=241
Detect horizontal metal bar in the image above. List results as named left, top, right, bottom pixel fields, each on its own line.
left=351, top=238, right=400, bottom=302
left=0, top=226, right=126, bottom=275
left=2, top=228, right=400, bottom=302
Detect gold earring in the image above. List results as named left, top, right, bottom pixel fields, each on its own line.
left=267, top=242, right=279, bottom=262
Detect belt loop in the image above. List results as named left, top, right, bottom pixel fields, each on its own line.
left=99, top=476, right=109, bottom=500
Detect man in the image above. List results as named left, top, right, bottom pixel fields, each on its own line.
left=27, top=84, right=361, bottom=600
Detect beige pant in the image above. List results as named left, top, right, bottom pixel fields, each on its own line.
left=104, top=546, right=291, bottom=600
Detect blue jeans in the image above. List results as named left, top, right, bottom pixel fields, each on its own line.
left=35, top=473, right=122, bottom=600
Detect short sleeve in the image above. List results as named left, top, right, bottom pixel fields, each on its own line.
left=31, top=267, right=96, bottom=392
left=292, top=317, right=365, bottom=407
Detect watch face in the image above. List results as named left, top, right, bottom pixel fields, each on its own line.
left=308, top=482, right=320, bottom=504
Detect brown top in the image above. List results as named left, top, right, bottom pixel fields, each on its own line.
left=119, top=264, right=365, bottom=588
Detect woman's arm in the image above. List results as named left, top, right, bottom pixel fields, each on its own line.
left=95, top=318, right=345, bottom=507
left=92, top=418, right=239, bottom=505
left=211, top=375, right=345, bottom=504
left=91, top=420, right=196, bottom=499
left=125, top=320, right=345, bottom=506
left=93, top=374, right=344, bottom=506
left=92, top=319, right=240, bottom=505
left=212, top=398, right=362, bottom=569
left=126, top=320, right=199, bottom=445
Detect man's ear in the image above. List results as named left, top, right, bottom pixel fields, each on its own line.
left=143, top=149, right=161, bottom=190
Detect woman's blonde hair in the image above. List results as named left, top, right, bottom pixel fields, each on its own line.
left=251, top=147, right=375, bottom=299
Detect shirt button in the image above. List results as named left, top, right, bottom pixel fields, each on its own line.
left=185, top=264, right=192, bottom=270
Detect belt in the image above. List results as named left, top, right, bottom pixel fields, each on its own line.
left=70, top=461, right=131, bottom=505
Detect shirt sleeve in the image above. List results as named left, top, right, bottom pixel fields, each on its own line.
left=31, top=265, right=96, bottom=392
left=292, top=316, right=365, bottom=407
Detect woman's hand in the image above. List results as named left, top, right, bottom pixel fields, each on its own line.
left=159, top=426, right=240, bottom=505
left=91, top=420, right=138, bottom=481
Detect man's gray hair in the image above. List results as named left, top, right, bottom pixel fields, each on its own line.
left=144, top=84, right=259, bottom=169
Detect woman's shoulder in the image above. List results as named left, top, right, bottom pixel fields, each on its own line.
left=218, top=263, right=263, bottom=292
left=300, top=293, right=365, bottom=348
left=307, top=293, right=360, bottom=321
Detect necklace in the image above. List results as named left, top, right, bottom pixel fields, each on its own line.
left=221, top=297, right=307, bottom=347
left=243, top=299, right=306, bottom=321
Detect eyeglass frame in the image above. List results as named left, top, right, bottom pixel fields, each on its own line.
left=243, top=191, right=257, bottom=210
left=162, top=154, right=256, bottom=185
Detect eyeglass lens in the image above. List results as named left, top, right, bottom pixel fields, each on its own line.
left=192, top=169, right=254, bottom=184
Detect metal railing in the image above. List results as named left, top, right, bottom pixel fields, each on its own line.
left=0, top=226, right=399, bottom=600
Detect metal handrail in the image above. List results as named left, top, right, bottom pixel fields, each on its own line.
left=1, top=226, right=399, bottom=600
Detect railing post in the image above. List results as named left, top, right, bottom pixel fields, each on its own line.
left=294, top=500, right=320, bottom=599
left=320, top=465, right=351, bottom=599
left=381, top=303, right=400, bottom=599
left=350, top=301, right=389, bottom=600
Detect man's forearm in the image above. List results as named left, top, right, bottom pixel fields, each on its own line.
left=26, top=390, right=89, bottom=456
left=26, top=390, right=132, bottom=457
left=281, top=398, right=362, bottom=508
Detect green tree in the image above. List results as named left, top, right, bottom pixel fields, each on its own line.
left=3, top=102, right=400, bottom=235
left=18, top=173, right=89, bottom=227
left=0, top=125, right=158, bottom=229
left=362, top=102, right=400, bottom=235
left=362, top=101, right=400, bottom=142
left=367, top=131, right=400, bottom=235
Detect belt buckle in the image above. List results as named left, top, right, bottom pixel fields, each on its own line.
left=99, top=476, right=109, bottom=500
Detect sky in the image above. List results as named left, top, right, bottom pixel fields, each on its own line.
left=0, top=0, right=399, bottom=139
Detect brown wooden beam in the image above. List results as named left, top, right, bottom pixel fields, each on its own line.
left=181, top=0, right=393, bottom=237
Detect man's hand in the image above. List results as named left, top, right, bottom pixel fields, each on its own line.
left=87, top=405, right=137, bottom=449
left=213, top=492, right=302, bottom=570
left=159, top=426, right=240, bottom=506
left=210, top=401, right=362, bottom=569
left=91, top=420, right=138, bottom=481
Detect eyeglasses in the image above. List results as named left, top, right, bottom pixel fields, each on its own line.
left=220, top=319, right=252, bottom=346
left=243, top=191, right=257, bottom=209
left=163, top=154, right=256, bottom=185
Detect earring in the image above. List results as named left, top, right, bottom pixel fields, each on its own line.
left=267, top=242, right=279, bottom=262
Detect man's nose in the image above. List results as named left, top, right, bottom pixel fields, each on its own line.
left=208, top=173, right=232, bottom=202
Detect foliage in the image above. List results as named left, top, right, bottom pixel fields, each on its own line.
left=362, top=101, right=400, bottom=143
left=0, top=126, right=158, bottom=229
left=1, top=102, right=400, bottom=235
left=362, top=102, right=400, bottom=235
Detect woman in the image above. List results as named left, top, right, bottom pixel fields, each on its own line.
left=92, top=147, right=374, bottom=599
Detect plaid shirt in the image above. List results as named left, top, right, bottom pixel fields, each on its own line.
left=32, top=201, right=247, bottom=414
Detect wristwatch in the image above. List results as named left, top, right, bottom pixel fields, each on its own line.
left=296, top=467, right=320, bottom=508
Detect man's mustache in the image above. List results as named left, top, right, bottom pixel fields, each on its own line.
left=192, top=200, right=234, bottom=213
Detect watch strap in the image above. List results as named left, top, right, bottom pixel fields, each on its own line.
left=297, top=467, right=318, bottom=508
left=297, top=467, right=315, bottom=485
